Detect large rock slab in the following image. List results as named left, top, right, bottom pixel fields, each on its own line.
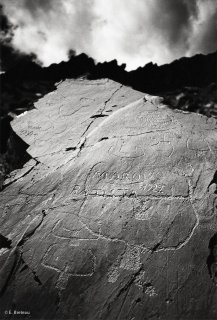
left=0, top=79, right=217, bottom=319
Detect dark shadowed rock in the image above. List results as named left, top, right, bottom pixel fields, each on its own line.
left=0, top=79, right=217, bottom=319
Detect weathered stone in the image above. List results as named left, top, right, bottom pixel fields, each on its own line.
left=0, top=79, right=217, bottom=319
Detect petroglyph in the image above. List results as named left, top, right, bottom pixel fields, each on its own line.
left=0, top=79, right=217, bottom=319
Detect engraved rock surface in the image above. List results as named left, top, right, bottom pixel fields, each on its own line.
left=0, top=79, right=217, bottom=319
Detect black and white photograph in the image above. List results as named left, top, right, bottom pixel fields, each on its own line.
left=0, top=0, right=217, bottom=319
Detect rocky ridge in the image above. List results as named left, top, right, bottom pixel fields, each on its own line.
left=1, top=51, right=216, bottom=186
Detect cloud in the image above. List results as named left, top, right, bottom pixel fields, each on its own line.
left=1, top=0, right=96, bottom=66
left=187, top=0, right=217, bottom=54
left=1, top=0, right=217, bottom=70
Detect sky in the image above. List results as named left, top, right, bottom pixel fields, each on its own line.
left=1, top=0, right=217, bottom=70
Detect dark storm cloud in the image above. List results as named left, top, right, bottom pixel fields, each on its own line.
left=199, top=10, right=217, bottom=53
left=1, top=0, right=217, bottom=70
left=119, top=0, right=196, bottom=56
left=189, top=0, right=217, bottom=54
left=23, top=0, right=54, bottom=14
left=156, top=0, right=195, bottom=46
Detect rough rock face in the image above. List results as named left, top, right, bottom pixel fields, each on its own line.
left=0, top=79, right=217, bottom=320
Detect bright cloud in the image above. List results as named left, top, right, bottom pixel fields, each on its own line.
left=1, top=0, right=217, bottom=70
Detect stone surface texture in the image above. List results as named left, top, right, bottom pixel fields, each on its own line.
left=0, top=79, right=217, bottom=320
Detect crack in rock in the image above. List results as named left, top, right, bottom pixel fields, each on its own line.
left=0, top=234, right=12, bottom=250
